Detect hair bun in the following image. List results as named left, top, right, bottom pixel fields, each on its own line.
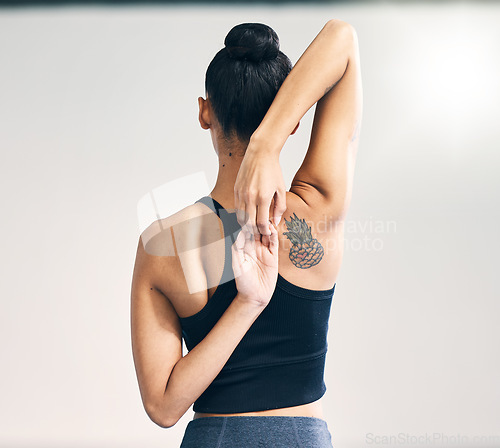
left=224, top=23, right=280, bottom=63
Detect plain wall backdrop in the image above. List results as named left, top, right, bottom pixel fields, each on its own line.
left=1, top=2, right=499, bottom=447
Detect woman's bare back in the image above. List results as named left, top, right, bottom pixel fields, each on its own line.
left=140, top=190, right=344, bottom=419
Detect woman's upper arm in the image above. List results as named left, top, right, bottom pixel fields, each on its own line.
left=130, top=235, right=182, bottom=427
left=290, top=24, right=363, bottom=220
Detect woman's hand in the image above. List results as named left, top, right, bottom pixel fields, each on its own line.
left=231, top=221, right=279, bottom=308
left=234, top=143, right=287, bottom=237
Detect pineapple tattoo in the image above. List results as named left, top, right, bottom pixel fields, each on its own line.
left=283, top=213, right=324, bottom=269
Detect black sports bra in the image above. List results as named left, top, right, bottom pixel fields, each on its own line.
left=178, top=195, right=336, bottom=413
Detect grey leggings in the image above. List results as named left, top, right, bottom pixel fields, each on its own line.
left=179, top=415, right=333, bottom=448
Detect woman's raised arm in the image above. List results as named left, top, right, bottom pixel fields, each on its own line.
left=234, top=19, right=362, bottom=232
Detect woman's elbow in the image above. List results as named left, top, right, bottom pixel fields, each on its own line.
left=324, top=19, right=357, bottom=40
left=325, top=18, right=350, bottom=30
left=145, top=402, right=179, bottom=429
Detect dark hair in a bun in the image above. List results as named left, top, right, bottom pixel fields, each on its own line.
left=205, top=22, right=292, bottom=142
left=224, top=23, right=280, bottom=63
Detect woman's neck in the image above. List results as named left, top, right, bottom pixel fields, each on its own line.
left=210, top=153, right=244, bottom=211
left=209, top=131, right=248, bottom=209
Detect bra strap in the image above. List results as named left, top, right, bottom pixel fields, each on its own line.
left=195, top=196, right=224, bottom=218
left=195, top=196, right=240, bottom=285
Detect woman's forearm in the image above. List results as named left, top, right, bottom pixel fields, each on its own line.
left=154, top=294, right=264, bottom=427
left=250, top=19, right=355, bottom=153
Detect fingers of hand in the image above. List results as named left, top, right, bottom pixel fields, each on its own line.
left=243, top=227, right=257, bottom=258
left=232, top=230, right=251, bottom=276
left=268, top=221, right=279, bottom=255
left=272, top=189, right=287, bottom=227
left=256, top=201, right=271, bottom=236
left=236, top=190, right=274, bottom=237
left=258, top=222, right=279, bottom=256
left=261, top=233, right=270, bottom=248
left=245, top=203, right=259, bottom=235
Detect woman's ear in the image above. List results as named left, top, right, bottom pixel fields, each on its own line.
left=290, top=121, right=300, bottom=135
left=198, top=97, right=211, bottom=130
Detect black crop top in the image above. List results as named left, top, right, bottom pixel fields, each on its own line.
left=179, top=196, right=336, bottom=413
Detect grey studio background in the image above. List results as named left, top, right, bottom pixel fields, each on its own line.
left=1, top=2, right=499, bottom=447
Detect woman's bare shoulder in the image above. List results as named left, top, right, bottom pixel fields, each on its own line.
left=139, top=202, right=216, bottom=257
left=135, top=201, right=222, bottom=299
